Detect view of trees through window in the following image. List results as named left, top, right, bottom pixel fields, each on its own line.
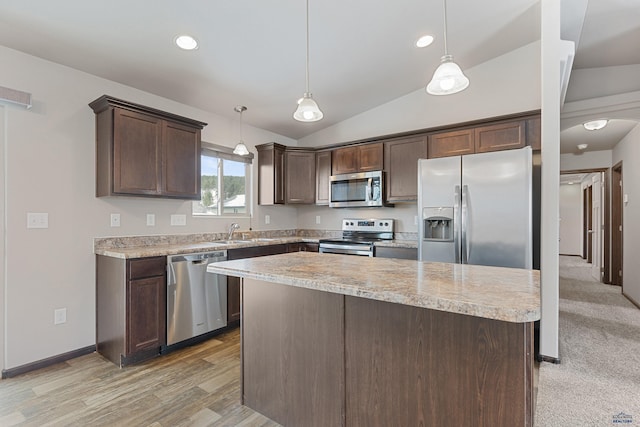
left=193, top=155, right=248, bottom=216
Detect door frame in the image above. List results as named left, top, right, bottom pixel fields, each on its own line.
left=562, top=168, right=610, bottom=283
left=611, top=162, right=623, bottom=287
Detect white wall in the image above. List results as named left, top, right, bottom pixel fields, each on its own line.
left=298, top=41, right=541, bottom=148
left=612, top=123, right=640, bottom=305
left=560, top=150, right=612, bottom=171
left=0, top=46, right=298, bottom=369
left=559, top=184, right=581, bottom=255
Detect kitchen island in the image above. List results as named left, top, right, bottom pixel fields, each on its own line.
left=207, top=252, right=540, bottom=427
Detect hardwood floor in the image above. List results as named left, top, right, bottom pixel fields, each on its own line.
left=0, top=328, right=280, bottom=427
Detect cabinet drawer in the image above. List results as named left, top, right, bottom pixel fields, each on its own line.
left=128, top=256, right=166, bottom=280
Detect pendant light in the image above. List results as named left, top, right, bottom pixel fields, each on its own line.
left=426, top=0, right=469, bottom=95
left=293, top=0, right=323, bottom=122
left=233, top=106, right=250, bottom=156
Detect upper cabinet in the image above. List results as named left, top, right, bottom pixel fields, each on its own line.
left=256, top=144, right=317, bottom=205
left=384, top=134, right=428, bottom=202
left=315, top=151, right=332, bottom=205
left=256, top=143, right=286, bottom=205
left=90, top=95, right=206, bottom=199
left=428, top=119, right=526, bottom=159
left=331, top=142, right=383, bottom=175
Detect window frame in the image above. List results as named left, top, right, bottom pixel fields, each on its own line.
left=192, top=142, right=253, bottom=217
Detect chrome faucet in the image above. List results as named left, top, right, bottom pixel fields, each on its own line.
left=228, top=222, right=240, bottom=240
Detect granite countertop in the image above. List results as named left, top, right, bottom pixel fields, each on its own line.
left=207, top=252, right=540, bottom=323
left=94, top=234, right=418, bottom=259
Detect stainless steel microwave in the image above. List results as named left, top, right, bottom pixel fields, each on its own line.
left=329, top=170, right=385, bottom=208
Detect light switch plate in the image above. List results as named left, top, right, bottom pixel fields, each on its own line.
left=110, top=213, right=120, bottom=227
left=146, top=214, right=155, bottom=226
left=315, top=215, right=321, bottom=225
left=171, top=214, right=186, bottom=226
left=27, top=212, right=49, bottom=229
left=54, top=308, right=67, bottom=325
left=265, top=214, right=271, bottom=225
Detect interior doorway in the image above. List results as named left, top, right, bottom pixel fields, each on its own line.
left=611, top=163, right=623, bottom=287
left=584, top=185, right=592, bottom=262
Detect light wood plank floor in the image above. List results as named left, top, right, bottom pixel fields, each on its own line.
left=0, top=328, right=280, bottom=427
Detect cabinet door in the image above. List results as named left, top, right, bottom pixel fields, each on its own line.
left=315, top=151, right=332, bottom=205
left=227, top=276, right=241, bottom=324
left=274, top=146, right=286, bottom=204
left=332, top=146, right=358, bottom=175
left=428, top=129, right=474, bottom=159
left=526, top=117, right=541, bottom=150
left=475, top=120, right=525, bottom=153
left=162, top=121, right=201, bottom=198
left=358, top=143, right=383, bottom=171
left=113, top=108, right=162, bottom=195
left=126, top=275, right=166, bottom=355
left=257, top=144, right=286, bottom=205
left=286, top=151, right=316, bottom=204
left=384, top=135, right=428, bottom=202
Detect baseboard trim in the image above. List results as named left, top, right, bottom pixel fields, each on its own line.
left=623, top=291, right=640, bottom=310
left=537, top=354, right=561, bottom=364
left=2, top=345, right=95, bottom=379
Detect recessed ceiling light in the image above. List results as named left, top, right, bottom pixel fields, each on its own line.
left=416, top=35, right=434, bottom=48
left=583, top=119, right=608, bottom=131
left=567, top=181, right=574, bottom=185
left=577, top=143, right=588, bottom=150
left=175, top=35, right=198, bottom=50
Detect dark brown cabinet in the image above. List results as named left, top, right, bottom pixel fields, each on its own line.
left=474, top=120, right=526, bottom=153
left=315, top=151, right=332, bottom=205
left=256, top=143, right=286, bottom=205
left=97, top=255, right=166, bottom=366
left=285, top=150, right=316, bottom=204
left=90, top=95, right=206, bottom=199
left=374, top=246, right=418, bottom=260
left=331, top=142, right=383, bottom=175
left=257, top=144, right=317, bottom=205
left=384, top=135, right=428, bottom=202
left=428, top=129, right=475, bottom=159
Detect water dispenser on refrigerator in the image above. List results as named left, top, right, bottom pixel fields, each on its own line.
left=422, top=207, right=454, bottom=241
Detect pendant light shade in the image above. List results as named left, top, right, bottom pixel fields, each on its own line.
left=426, top=55, right=469, bottom=95
left=233, top=106, right=250, bottom=156
left=426, top=0, right=469, bottom=96
left=294, top=92, right=323, bottom=122
left=294, top=0, right=323, bottom=122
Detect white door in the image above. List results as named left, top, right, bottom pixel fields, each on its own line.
left=591, top=173, right=602, bottom=281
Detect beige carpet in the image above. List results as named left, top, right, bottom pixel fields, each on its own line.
left=534, top=256, right=640, bottom=426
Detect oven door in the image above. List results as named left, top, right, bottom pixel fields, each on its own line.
left=319, top=242, right=374, bottom=257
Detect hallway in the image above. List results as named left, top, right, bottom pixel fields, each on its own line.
left=535, top=256, right=640, bottom=426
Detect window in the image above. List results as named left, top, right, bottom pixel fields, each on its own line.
left=193, top=142, right=253, bottom=216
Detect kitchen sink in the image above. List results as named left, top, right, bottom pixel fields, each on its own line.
left=209, top=240, right=252, bottom=245
left=250, top=238, right=281, bottom=242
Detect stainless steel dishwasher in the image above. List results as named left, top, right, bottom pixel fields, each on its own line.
left=167, top=250, right=227, bottom=346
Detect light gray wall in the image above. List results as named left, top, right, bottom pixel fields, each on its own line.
left=560, top=150, right=612, bottom=171
left=0, top=46, right=298, bottom=369
left=559, top=184, right=582, bottom=255
left=612, top=123, right=640, bottom=305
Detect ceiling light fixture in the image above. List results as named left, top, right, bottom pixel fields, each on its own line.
left=416, top=35, right=434, bottom=48
left=583, top=119, right=608, bottom=131
left=233, top=106, right=250, bottom=156
left=577, top=143, right=588, bottom=150
left=175, top=35, right=198, bottom=50
left=293, top=0, right=323, bottom=122
left=426, top=0, right=469, bottom=95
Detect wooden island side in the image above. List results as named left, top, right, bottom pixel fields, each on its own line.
left=207, top=252, right=541, bottom=427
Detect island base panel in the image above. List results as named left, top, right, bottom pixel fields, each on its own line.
left=242, top=278, right=345, bottom=427
left=345, top=296, right=533, bottom=427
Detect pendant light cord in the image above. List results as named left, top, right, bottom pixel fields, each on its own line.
left=443, top=0, right=449, bottom=56
left=305, top=0, right=310, bottom=93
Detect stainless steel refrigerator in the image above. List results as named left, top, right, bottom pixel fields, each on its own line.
left=417, top=146, right=532, bottom=269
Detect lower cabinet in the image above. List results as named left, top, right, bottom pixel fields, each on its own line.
left=96, top=255, right=166, bottom=366
left=374, top=246, right=418, bottom=260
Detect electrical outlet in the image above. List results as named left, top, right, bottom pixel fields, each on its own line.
left=265, top=214, right=271, bottom=225
left=54, top=308, right=67, bottom=325
left=110, top=213, right=120, bottom=227
left=170, top=214, right=186, bottom=226
left=146, top=214, right=155, bottom=226
left=27, top=212, right=49, bottom=229
left=315, top=215, right=321, bottom=225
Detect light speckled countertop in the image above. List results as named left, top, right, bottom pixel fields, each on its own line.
left=94, top=235, right=417, bottom=259
left=207, top=252, right=540, bottom=323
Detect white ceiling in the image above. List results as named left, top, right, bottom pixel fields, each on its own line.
left=0, top=0, right=638, bottom=148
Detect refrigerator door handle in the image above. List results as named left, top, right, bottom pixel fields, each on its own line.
left=454, top=185, right=461, bottom=263
left=461, top=185, right=469, bottom=264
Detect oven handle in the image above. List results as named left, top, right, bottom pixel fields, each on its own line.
left=319, top=244, right=374, bottom=257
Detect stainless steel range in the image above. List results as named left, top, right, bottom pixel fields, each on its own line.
left=319, top=219, right=394, bottom=256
